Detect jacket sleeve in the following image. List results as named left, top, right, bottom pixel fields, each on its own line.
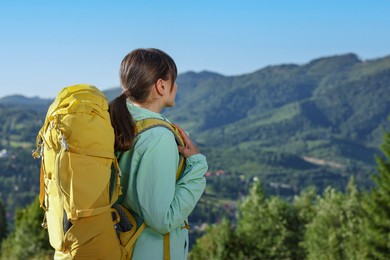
left=135, top=129, right=207, bottom=234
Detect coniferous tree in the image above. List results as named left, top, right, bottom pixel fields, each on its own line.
left=302, top=178, right=365, bottom=260
left=235, top=180, right=296, bottom=259
left=363, top=130, right=390, bottom=259
left=291, top=186, right=317, bottom=259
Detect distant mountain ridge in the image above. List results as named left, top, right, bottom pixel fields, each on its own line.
left=1, top=53, right=390, bottom=194
left=0, top=94, right=52, bottom=105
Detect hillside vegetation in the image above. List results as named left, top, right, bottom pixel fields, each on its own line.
left=107, top=53, right=390, bottom=195
left=1, top=53, right=390, bottom=231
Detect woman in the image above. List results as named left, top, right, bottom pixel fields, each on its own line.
left=109, top=48, right=208, bottom=259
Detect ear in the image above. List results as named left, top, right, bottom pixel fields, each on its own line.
left=155, top=79, right=165, bottom=96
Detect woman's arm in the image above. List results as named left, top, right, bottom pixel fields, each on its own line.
left=135, top=128, right=207, bottom=234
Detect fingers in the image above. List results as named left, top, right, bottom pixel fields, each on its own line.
left=177, top=144, right=190, bottom=158
left=174, top=124, right=190, bottom=145
left=177, top=145, right=187, bottom=155
left=179, top=145, right=199, bottom=158
left=174, top=124, right=199, bottom=158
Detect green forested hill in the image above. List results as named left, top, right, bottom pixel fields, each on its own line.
left=168, top=54, right=390, bottom=193
left=96, top=54, right=390, bottom=198
left=1, top=53, right=390, bottom=229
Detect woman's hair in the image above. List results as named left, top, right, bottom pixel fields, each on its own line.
left=109, top=48, right=177, bottom=151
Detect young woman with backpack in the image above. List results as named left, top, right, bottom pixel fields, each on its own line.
left=109, top=48, right=208, bottom=259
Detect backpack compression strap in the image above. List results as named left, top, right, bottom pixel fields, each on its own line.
left=135, top=118, right=187, bottom=260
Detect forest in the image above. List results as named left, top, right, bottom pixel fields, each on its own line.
left=0, top=53, right=390, bottom=258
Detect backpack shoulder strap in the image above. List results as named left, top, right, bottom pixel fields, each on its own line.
left=135, top=118, right=186, bottom=260
left=135, top=118, right=185, bottom=146
left=135, top=118, right=185, bottom=180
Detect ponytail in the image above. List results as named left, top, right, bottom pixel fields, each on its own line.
left=109, top=94, right=136, bottom=151
left=110, top=48, right=177, bottom=151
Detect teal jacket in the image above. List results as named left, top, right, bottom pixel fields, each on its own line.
left=116, top=103, right=208, bottom=260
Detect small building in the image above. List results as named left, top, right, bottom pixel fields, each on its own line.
left=0, top=149, right=8, bottom=158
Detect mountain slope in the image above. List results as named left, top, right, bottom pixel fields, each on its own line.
left=1, top=53, right=389, bottom=195
left=162, top=53, right=390, bottom=193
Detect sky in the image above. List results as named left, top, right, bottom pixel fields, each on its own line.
left=0, top=0, right=389, bottom=98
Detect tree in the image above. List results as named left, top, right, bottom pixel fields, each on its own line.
left=291, top=186, right=317, bottom=259
left=302, top=178, right=365, bottom=260
left=0, top=197, right=52, bottom=259
left=190, top=219, right=239, bottom=260
left=190, top=181, right=299, bottom=259
left=363, top=129, right=390, bottom=259
left=235, top=180, right=298, bottom=259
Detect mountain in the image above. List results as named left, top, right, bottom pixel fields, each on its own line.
left=1, top=53, right=390, bottom=222
left=163, top=53, right=390, bottom=193
left=168, top=53, right=389, bottom=137
left=0, top=95, right=52, bottom=112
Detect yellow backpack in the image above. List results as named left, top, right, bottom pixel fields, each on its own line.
left=33, top=84, right=185, bottom=259
left=33, top=84, right=124, bottom=259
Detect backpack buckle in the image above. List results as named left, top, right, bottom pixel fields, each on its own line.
left=41, top=213, right=48, bottom=229
left=61, top=133, right=69, bottom=151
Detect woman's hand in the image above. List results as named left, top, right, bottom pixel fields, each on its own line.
left=174, top=124, right=199, bottom=158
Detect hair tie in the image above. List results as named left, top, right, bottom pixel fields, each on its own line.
left=120, top=93, right=128, bottom=100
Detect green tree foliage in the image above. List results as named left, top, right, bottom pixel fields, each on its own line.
left=190, top=219, right=239, bottom=259
left=191, top=179, right=369, bottom=260
left=191, top=181, right=305, bottom=259
left=235, top=181, right=296, bottom=259
left=0, top=197, right=52, bottom=259
left=363, top=130, right=390, bottom=259
left=0, top=148, right=40, bottom=229
left=291, top=186, right=317, bottom=258
left=0, top=199, right=6, bottom=245
left=302, top=178, right=365, bottom=260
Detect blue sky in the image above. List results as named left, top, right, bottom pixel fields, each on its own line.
left=1, top=0, right=389, bottom=98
